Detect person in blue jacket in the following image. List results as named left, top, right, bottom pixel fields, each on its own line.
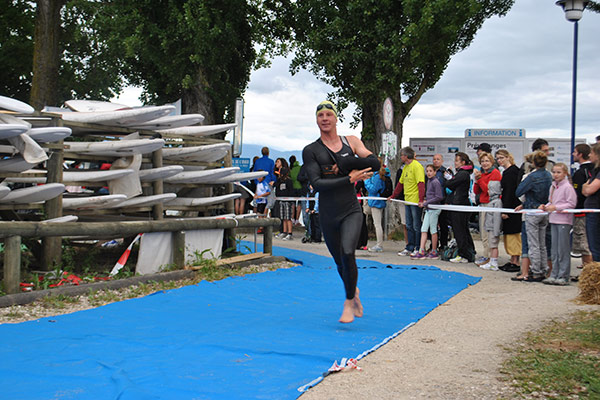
left=364, top=162, right=388, bottom=252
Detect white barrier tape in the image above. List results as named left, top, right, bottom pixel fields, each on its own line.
left=271, top=195, right=600, bottom=214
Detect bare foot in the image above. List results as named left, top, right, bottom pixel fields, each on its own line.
left=353, top=287, right=363, bottom=318
left=339, top=299, right=355, bottom=323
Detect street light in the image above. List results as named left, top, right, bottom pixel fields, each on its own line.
left=555, top=0, right=589, bottom=171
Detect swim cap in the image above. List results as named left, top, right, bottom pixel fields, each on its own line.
left=316, top=100, right=338, bottom=118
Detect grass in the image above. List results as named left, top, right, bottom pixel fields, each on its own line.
left=501, top=310, right=600, bottom=399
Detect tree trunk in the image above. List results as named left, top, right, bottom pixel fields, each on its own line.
left=30, top=0, right=64, bottom=110
left=181, top=69, right=227, bottom=139
left=360, top=94, right=406, bottom=236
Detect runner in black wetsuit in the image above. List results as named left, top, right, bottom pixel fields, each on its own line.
left=302, top=100, right=380, bottom=323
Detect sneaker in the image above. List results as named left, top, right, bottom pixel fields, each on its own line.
left=449, top=255, right=469, bottom=263
left=474, top=257, right=489, bottom=266
left=359, top=246, right=368, bottom=251
left=283, top=234, right=293, bottom=241
left=409, top=249, right=419, bottom=257
left=479, top=262, right=499, bottom=271
left=426, top=250, right=440, bottom=260
left=410, top=250, right=427, bottom=259
left=398, top=249, right=411, bottom=256
left=542, top=277, right=557, bottom=285
left=276, top=232, right=286, bottom=239
left=554, top=278, right=569, bottom=286
left=368, top=246, right=383, bottom=253
left=570, top=251, right=582, bottom=258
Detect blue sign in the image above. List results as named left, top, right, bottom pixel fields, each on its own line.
left=465, top=129, right=525, bottom=138
left=232, top=157, right=251, bottom=172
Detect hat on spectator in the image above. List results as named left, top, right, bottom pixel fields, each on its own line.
left=475, top=142, right=492, bottom=153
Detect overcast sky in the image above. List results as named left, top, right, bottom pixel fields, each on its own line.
left=118, top=1, right=600, bottom=151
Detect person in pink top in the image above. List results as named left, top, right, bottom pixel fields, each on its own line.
left=539, top=163, right=577, bottom=285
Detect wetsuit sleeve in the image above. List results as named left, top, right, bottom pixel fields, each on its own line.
left=302, top=144, right=351, bottom=191
left=337, top=154, right=381, bottom=175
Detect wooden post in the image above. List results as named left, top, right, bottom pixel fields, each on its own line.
left=151, top=148, right=164, bottom=220
left=172, top=231, right=186, bottom=269
left=42, top=131, right=63, bottom=270
left=223, top=148, right=235, bottom=248
left=4, top=236, right=22, bottom=294
left=263, top=225, right=273, bottom=255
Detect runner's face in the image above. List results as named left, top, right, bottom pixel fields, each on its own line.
left=316, top=110, right=336, bottom=133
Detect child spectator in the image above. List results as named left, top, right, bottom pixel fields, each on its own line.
left=479, top=180, right=502, bottom=270
left=540, top=163, right=577, bottom=285
left=275, top=166, right=294, bottom=240
left=253, top=173, right=270, bottom=216
left=412, top=165, right=444, bottom=259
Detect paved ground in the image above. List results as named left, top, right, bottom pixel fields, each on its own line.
left=264, top=231, right=598, bottom=399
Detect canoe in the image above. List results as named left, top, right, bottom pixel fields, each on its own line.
left=65, top=138, right=165, bottom=157
left=163, top=167, right=239, bottom=184
left=125, top=114, right=205, bottom=130
left=0, top=95, right=35, bottom=114
left=106, top=193, right=177, bottom=208
left=158, top=123, right=237, bottom=136
left=208, top=171, right=268, bottom=184
left=0, top=183, right=65, bottom=204
left=62, top=194, right=127, bottom=210
left=162, top=143, right=230, bottom=163
left=166, top=193, right=241, bottom=207
left=64, top=100, right=131, bottom=112
left=138, top=166, right=185, bottom=182
left=0, top=124, right=29, bottom=140
left=27, top=127, right=73, bottom=143
left=58, top=105, right=175, bottom=126
left=0, top=156, right=39, bottom=172
left=4, top=169, right=135, bottom=184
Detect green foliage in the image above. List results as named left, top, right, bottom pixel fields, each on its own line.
left=0, top=0, right=35, bottom=101
left=287, top=0, right=514, bottom=125
left=40, top=293, right=79, bottom=309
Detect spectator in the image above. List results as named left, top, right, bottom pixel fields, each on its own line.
left=364, top=162, right=388, bottom=253
left=289, top=155, right=302, bottom=225
left=540, top=163, right=576, bottom=285
left=582, top=143, right=600, bottom=261
left=473, top=152, right=502, bottom=267
left=393, top=164, right=408, bottom=250
left=253, top=173, right=270, bottom=216
left=432, top=154, right=450, bottom=249
left=571, top=143, right=594, bottom=268
left=513, top=151, right=552, bottom=282
left=411, top=164, right=444, bottom=260
left=253, top=147, right=276, bottom=185
left=445, top=152, right=476, bottom=263
left=275, top=165, right=294, bottom=240
left=391, top=146, right=425, bottom=257
left=355, top=180, right=369, bottom=250
left=495, top=149, right=522, bottom=272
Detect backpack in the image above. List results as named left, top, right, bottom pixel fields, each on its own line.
left=381, top=176, right=393, bottom=198
left=440, top=239, right=458, bottom=261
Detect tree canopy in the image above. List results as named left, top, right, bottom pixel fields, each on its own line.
left=288, top=0, right=515, bottom=154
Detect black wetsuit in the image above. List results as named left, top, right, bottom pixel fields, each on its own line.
left=302, top=136, right=380, bottom=299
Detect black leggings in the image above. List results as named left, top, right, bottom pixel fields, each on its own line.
left=450, top=211, right=475, bottom=261
left=319, top=210, right=363, bottom=299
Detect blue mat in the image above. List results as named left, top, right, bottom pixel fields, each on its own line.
left=0, top=244, right=479, bottom=400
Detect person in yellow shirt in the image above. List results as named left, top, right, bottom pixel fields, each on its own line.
left=389, top=147, right=425, bottom=256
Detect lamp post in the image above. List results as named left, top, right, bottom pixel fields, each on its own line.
left=555, top=0, right=589, bottom=172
